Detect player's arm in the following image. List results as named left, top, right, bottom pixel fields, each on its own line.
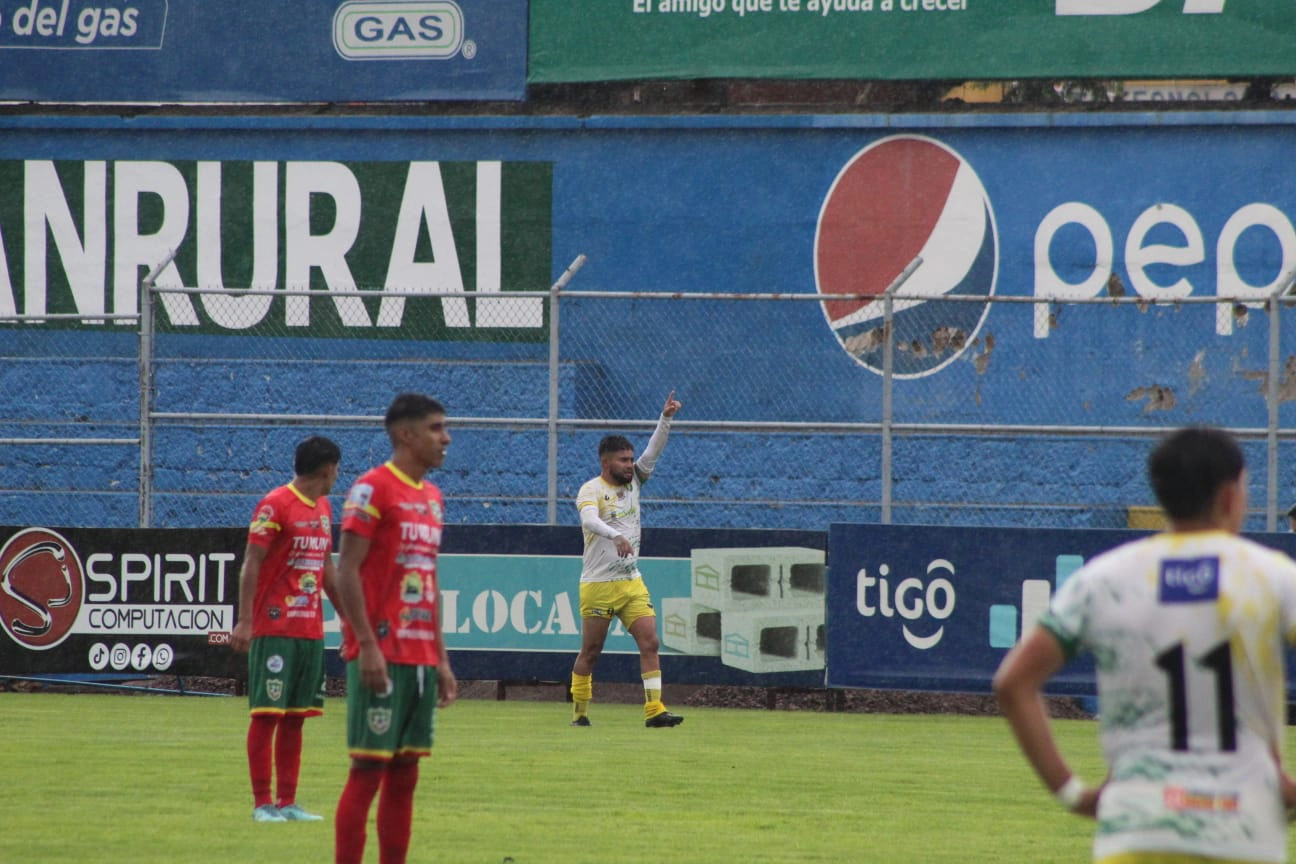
left=320, top=551, right=345, bottom=627
left=333, top=530, right=389, bottom=694
left=634, top=389, right=682, bottom=482
left=992, top=625, right=1101, bottom=819
left=433, top=581, right=458, bottom=708
left=230, top=541, right=268, bottom=654
left=580, top=502, right=632, bottom=558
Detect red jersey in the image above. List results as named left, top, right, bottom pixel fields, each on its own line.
left=339, top=461, right=446, bottom=666
left=245, top=483, right=333, bottom=640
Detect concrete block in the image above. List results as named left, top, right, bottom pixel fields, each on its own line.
left=720, top=608, right=825, bottom=674
left=690, top=547, right=825, bottom=612
left=660, top=596, right=721, bottom=656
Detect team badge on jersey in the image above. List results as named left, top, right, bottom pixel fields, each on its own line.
left=250, top=505, right=275, bottom=535
left=367, top=707, right=392, bottom=734
left=1159, top=557, right=1220, bottom=603
left=345, top=483, right=374, bottom=510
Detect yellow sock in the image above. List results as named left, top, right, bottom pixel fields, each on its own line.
left=643, top=670, right=664, bottom=718
left=571, top=672, right=592, bottom=720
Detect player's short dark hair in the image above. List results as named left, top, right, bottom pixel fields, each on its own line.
left=384, top=393, right=446, bottom=429
left=294, top=435, right=341, bottom=476
left=599, top=435, right=633, bottom=457
left=1147, top=426, right=1244, bottom=521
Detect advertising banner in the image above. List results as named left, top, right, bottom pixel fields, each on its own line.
left=0, top=523, right=828, bottom=688
left=0, top=525, right=245, bottom=679
left=529, top=1, right=1296, bottom=82
left=0, top=158, right=553, bottom=336
left=0, top=0, right=526, bottom=102
left=826, top=523, right=1296, bottom=695
left=5, top=114, right=1296, bottom=431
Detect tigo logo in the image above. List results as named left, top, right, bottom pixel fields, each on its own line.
left=814, top=135, right=998, bottom=378
left=333, top=1, right=468, bottom=61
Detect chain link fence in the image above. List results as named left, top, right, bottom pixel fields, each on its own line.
left=5, top=279, right=1296, bottom=532
left=0, top=311, right=143, bottom=526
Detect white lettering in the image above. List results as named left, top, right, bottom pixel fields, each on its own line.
left=1124, top=204, right=1203, bottom=300
left=284, top=162, right=367, bottom=327
left=1057, top=0, right=1224, bottom=14
left=1216, top=204, right=1296, bottom=334
left=197, top=161, right=277, bottom=329
left=113, top=161, right=196, bottom=324
left=1033, top=202, right=1113, bottom=338
left=83, top=551, right=235, bottom=603
left=474, top=161, right=542, bottom=328
left=378, top=161, right=469, bottom=328
left=472, top=589, right=509, bottom=634
left=25, top=160, right=106, bottom=322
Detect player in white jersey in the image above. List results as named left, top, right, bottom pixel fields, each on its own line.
left=569, top=391, right=684, bottom=729
left=994, top=426, right=1296, bottom=864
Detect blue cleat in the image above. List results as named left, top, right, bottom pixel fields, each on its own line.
left=253, top=804, right=287, bottom=823
left=277, top=803, right=324, bottom=822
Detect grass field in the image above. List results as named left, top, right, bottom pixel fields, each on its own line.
left=5, top=691, right=1119, bottom=863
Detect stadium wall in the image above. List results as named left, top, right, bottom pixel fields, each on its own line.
left=4, top=111, right=1296, bottom=531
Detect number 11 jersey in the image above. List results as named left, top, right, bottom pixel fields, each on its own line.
left=1040, top=530, right=1296, bottom=863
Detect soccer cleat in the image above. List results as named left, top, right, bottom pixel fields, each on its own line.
left=570, top=715, right=592, bottom=727
left=277, top=803, right=324, bottom=822
left=253, top=804, right=287, bottom=823
left=644, top=711, right=684, bottom=728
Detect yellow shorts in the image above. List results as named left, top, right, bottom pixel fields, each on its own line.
left=1097, top=853, right=1261, bottom=864
left=579, top=577, right=655, bottom=628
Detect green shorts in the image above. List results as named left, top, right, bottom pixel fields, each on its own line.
left=248, top=635, right=326, bottom=717
left=345, top=661, right=440, bottom=762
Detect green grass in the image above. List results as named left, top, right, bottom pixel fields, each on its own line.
left=4, top=692, right=1115, bottom=863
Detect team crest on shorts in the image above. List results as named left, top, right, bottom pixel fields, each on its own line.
left=267, top=654, right=285, bottom=673
left=367, top=707, right=392, bottom=735
left=266, top=678, right=283, bottom=702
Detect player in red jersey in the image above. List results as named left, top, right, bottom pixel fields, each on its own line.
left=231, top=435, right=342, bottom=823
left=332, top=393, right=458, bottom=864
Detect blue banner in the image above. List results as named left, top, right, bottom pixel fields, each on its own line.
left=826, top=523, right=1296, bottom=695
left=0, top=0, right=526, bottom=102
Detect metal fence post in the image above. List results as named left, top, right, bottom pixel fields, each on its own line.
left=1269, top=273, right=1296, bottom=532
left=880, top=257, right=922, bottom=525
left=138, top=249, right=176, bottom=528
left=547, top=255, right=586, bottom=524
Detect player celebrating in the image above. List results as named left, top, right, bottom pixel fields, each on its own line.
left=231, top=435, right=342, bottom=823
left=994, top=426, right=1296, bottom=864
left=332, top=393, right=458, bottom=864
left=570, top=390, right=684, bottom=729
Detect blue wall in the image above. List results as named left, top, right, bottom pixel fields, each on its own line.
left=5, top=112, right=1296, bottom=531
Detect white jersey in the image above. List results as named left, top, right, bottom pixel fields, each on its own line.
left=576, top=472, right=646, bottom=583
left=1040, top=530, right=1296, bottom=863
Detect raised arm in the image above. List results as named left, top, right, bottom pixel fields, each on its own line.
left=637, top=390, right=682, bottom=477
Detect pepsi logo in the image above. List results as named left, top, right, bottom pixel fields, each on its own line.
left=814, top=135, right=998, bottom=378
left=0, top=527, right=85, bottom=650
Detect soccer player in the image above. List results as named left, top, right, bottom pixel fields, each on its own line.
left=331, top=393, right=458, bottom=864
left=231, top=434, right=342, bottom=823
left=994, top=426, right=1296, bottom=864
left=570, top=390, right=684, bottom=729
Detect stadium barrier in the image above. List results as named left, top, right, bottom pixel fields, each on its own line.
left=6, top=522, right=1296, bottom=700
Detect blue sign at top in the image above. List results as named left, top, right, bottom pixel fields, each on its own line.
left=0, top=0, right=525, bottom=102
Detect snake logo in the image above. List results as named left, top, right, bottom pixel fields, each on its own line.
left=0, top=528, right=85, bottom=650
